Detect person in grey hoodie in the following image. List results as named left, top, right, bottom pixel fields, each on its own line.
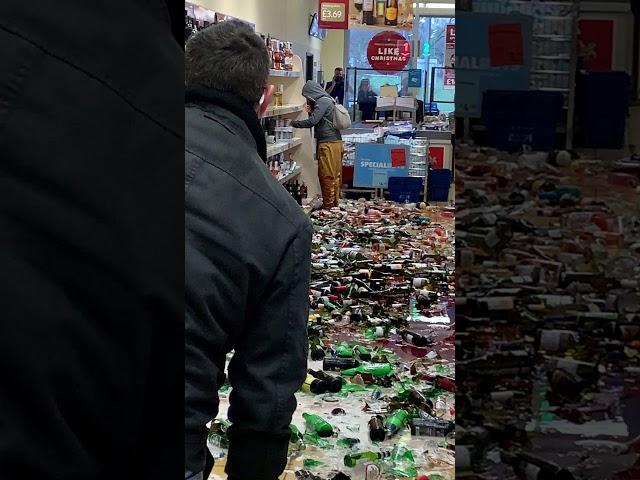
left=291, top=81, right=344, bottom=209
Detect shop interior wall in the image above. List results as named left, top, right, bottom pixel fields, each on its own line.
left=320, top=30, right=346, bottom=84
left=192, top=0, right=323, bottom=73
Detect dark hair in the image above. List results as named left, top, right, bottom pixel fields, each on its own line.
left=185, top=20, right=270, bottom=105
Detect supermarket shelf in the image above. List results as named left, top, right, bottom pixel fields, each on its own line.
left=265, top=103, right=304, bottom=117
left=278, top=167, right=301, bottom=185
left=537, top=86, right=570, bottom=92
left=531, top=69, right=570, bottom=75
left=269, top=69, right=301, bottom=78
left=533, top=55, right=571, bottom=60
left=533, top=34, right=572, bottom=41
left=267, top=137, right=303, bottom=158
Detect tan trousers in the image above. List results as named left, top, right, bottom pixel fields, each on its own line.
left=317, top=140, right=344, bottom=208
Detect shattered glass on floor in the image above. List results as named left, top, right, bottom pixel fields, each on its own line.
left=209, top=200, right=456, bottom=479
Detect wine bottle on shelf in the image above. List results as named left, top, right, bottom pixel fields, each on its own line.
left=266, top=34, right=274, bottom=69
left=376, top=0, right=386, bottom=21
left=385, top=0, right=398, bottom=26
left=362, top=0, right=375, bottom=25
left=271, top=39, right=280, bottom=69
left=284, top=42, right=294, bottom=71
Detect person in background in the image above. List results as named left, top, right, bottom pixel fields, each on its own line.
left=325, top=67, right=345, bottom=104
left=185, top=20, right=312, bottom=480
left=357, top=78, right=377, bottom=121
left=291, top=81, right=344, bottom=209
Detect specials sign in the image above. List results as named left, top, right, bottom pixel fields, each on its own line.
left=367, top=31, right=411, bottom=72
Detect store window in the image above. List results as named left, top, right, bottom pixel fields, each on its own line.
left=416, top=16, right=455, bottom=114
left=344, top=29, right=414, bottom=119
left=343, top=17, right=455, bottom=119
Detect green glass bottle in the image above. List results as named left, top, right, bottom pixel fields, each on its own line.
left=385, top=409, right=410, bottom=436
left=340, top=362, right=393, bottom=378
left=353, top=344, right=372, bottom=360
left=303, top=413, right=334, bottom=438
left=335, top=343, right=354, bottom=358
left=344, top=450, right=391, bottom=467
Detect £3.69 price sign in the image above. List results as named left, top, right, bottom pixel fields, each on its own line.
left=318, top=0, right=349, bottom=29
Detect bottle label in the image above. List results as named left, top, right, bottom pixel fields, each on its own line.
left=386, top=8, right=398, bottom=20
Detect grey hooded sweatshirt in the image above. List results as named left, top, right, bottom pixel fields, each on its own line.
left=291, top=81, right=342, bottom=142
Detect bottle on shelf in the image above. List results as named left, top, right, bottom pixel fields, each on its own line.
left=363, top=0, right=375, bottom=25
left=376, top=0, right=386, bottom=21
left=385, top=0, right=398, bottom=26
left=274, top=84, right=284, bottom=107
left=300, top=182, right=308, bottom=200
left=354, top=0, right=364, bottom=12
left=284, top=42, right=294, bottom=71
left=271, top=39, right=281, bottom=69
left=266, top=34, right=274, bottom=69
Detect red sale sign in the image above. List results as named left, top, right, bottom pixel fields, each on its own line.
left=444, top=24, right=455, bottom=89
left=318, top=0, right=349, bottom=30
left=391, top=148, right=407, bottom=167
left=367, top=31, right=411, bottom=72
left=429, top=146, right=445, bottom=169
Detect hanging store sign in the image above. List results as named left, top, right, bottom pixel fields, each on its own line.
left=444, top=24, right=455, bottom=89
left=367, top=31, right=411, bottom=72
left=318, top=0, right=350, bottom=29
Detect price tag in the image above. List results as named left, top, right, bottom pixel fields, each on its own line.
left=321, top=3, right=345, bottom=22
left=318, top=0, right=349, bottom=29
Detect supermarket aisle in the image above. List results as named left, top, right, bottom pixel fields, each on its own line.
left=207, top=200, right=455, bottom=480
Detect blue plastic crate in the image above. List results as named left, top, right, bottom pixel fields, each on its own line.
left=388, top=177, right=423, bottom=203
left=482, top=90, right=564, bottom=152
left=428, top=169, right=452, bottom=202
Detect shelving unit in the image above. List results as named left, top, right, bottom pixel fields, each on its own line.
left=267, top=137, right=303, bottom=158
left=472, top=0, right=581, bottom=149
left=265, top=55, right=319, bottom=201
left=268, top=69, right=301, bottom=78
left=264, top=103, right=305, bottom=118
left=277, top=167, right=302, bottom=185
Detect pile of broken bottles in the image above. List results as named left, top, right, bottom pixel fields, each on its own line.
left=455, top=144, right=640, bottom=479
left=290, top=200, right=456, bottom=479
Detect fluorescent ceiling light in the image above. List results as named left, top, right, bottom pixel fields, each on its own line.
left=423, top=2, right=454, bottom=8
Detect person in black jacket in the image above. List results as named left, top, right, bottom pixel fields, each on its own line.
left=357, top=78, right=378, bottom=121
left=185, top=21, right=312, bottom=480
left=0, top=1, right=184, bottom=479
